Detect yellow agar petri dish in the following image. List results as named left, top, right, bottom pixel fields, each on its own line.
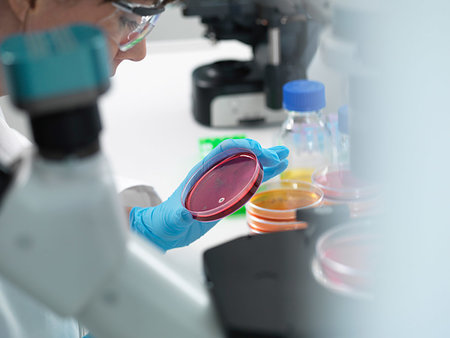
left=246, top=180, right=324, bottom=233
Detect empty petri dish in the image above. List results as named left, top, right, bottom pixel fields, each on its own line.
left=312, top=166, right=377, bottom=202
left=182, top=148, right=263, bottom=221
left=246, top=180, right=323, bottom=233
left=312, top=221, right=377, bottom=299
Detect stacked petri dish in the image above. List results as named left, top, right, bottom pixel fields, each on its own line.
left=182, top=147, right=263, bottom=222
left=311, top=220, right=377, bottom=299
left=312, top=166, right=379, bottom=218
left=246, top=180, right=324, bottom=233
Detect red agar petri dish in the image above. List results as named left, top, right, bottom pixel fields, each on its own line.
left=182, top=148, right=263, bottom=222
left=312, top=221, right=377, bottom=299
left=312, top=166, right=378, bottom=202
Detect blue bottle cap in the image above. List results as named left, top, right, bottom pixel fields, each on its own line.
left=283, top=80, right=326, bottom=112
left=338, top=105, right=349, bottom=134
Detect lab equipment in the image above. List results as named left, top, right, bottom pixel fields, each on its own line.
left=312, top=166, right=376, bottom=202
left=295, top=203, right=351, bottom=233
left=0, top=163, right=14, bottom=206
left=246, top=180, right=323, bottom=233
left=204, top=224, right=370, bottom=337
left=182, top=148, right=262, bottom=221
left=0, top=25, right=223, bottom=338
left=131, top=138, right=288, bottom=250
left=277, top=79, right=333, bottom=182
left=194, top=139, right=289, bottom=184
left=198, top=135, right=247, bottom=216
left=181, top=0, right=328, bottom=127
left=312, top=220, right=377, bottom=299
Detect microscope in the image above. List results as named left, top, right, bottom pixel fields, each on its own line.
left=182, top=0, right=319, bottom=127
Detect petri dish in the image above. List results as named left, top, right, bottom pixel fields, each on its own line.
left=246, top=180, right=323, bottom=220
left=182, top=148, right=263, bottom=221
left=312, top=166, right=377, bottom=202
left=312, top=221, right=377, bottom=299
left=246, top=212, right=307, bottom=234
left=312, top=166, right=380, bottom=218
left=246, top=180, right=323, bottom=233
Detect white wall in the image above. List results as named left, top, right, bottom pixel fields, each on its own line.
left=150, top=5, right=205, bottom=41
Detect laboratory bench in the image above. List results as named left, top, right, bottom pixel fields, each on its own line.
left=100, top=38, right=280, bottom=282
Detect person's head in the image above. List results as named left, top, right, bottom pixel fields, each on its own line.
left=0, top=0, right=174, bottom=91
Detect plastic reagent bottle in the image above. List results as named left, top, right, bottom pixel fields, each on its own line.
left=278, top=80, right=332, bottom=182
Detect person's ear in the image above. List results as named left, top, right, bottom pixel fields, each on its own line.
left=7, top=0, right=33, bottom=23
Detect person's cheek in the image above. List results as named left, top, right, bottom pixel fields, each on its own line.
left=106, top=42, right=121, bottom=76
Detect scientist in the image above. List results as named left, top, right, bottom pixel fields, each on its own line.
left=0, top=0, right=289, bottom=337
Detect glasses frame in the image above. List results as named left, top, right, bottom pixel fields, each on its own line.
left=110, top=1, right=165, bottom=51
left=112, top=1, right=165, bottom=16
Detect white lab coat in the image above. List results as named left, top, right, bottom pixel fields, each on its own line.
left=0, top=101, right=82, bottom=338
left=0, top=105, right=31, bottom=166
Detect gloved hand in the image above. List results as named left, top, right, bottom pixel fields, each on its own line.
left=130, top=138, right=289, bottom=251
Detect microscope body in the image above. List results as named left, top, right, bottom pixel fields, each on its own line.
left=183, top=0, right=314, bottom=127
left=0, top=25, right=223, bottom=338
left=0, top=151, right=127, bottom=316
left=192, top=60, right=275, bottom=126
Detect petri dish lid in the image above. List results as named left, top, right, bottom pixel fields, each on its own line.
left=182, top=147, right=263, bottom=222
left=246, top=180, right=324, bottom=221
left=312, top=166, right=378, bottom=202
left=312, top=220, right=378, bottom=299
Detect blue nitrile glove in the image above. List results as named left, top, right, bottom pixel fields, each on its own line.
left=130, top=139, right=289, bottom=251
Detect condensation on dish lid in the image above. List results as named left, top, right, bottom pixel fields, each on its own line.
left=182, top=147, right=263, bottom=222
left=312, top=166, right=378, bottom=202
left=311, top=220, right=378, bottom=299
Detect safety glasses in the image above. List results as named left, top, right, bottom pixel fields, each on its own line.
left=110, top=1, right=165, bottom=52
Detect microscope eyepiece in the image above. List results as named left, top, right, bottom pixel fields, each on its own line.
left=0, top=25, right=111, bottom=159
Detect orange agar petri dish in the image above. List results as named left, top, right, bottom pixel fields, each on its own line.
left=246, top=213, right=308, bottom=233
left=246, top=180, right=323, bottom=233
left=182, top=148, right=263, bottom=222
